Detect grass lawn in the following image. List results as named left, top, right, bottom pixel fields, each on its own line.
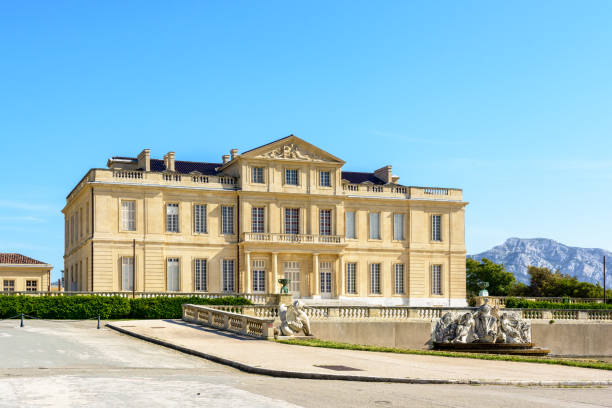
left=276, top=338, right=612, bottom=371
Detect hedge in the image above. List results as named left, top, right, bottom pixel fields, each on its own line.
left=504, top=297, right=612, bottom=310
left=0, top=295, right=252, bottom=320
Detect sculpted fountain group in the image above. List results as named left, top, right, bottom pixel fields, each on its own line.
left=433, top=299, right=531, bottom=344
left=277, top=299, right=312, bottom=337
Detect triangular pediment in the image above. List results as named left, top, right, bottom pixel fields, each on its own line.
left=240, top=135, right=344, bottom=164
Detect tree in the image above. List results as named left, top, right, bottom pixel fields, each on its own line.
left=466, top=258, right=517, bottom=296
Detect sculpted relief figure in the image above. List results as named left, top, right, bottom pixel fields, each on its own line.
left=278, top=300, right=312, bottom=337
left=259, top=143, right=323, bottom=161
left=452, top=312, right=475, bottom=343
left=433, top=312, right=457, bottom=343
left=499, top=313, right=530, bottom=343
left=473, top=301, right=499, bottom=343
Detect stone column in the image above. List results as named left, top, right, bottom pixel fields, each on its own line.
left=245, top=251, right=251, bottom=293
left=313, top=253, right=320, bottom=296
left=271, top=252, right=278, bottom=293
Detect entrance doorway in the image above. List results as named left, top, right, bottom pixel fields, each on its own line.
left=320, top=262, right=332, bottom=298
left=283, top=261, right=300, bottom=297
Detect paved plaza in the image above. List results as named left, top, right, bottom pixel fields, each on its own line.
left=0, top=319, right=610, bottom=407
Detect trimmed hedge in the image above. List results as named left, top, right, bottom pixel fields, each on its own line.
left=0, top=295, right=252, bottom=320
left=504, top=297, right=612, bottom=310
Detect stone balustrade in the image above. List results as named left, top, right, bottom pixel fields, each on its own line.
left=475, top=296, right=607, bottom=308
left=242, top=232, right=345, bottom=245
left=182, top=304, right=275, bottom=339
left=341, top=184, right=462, bottom=201
left=208, top=305, right=612, bottom=322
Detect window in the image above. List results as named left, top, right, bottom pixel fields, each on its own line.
left=370, top=264, right=381, bottom=294
left=167, top=258, right=179, bottom=291
left=431, top=264, right=442, bottom=295
left=121, top=201, right=136, bottom=231
left=26, top=280, right=37, bottom=292
left=222, top=206, right=234, bottom=234
left=166, top=203, right=179, bottom=232
left=223, top=259, right=234, bottom=292
left=346, top=263, right=356, bottom=294
left=345, top=211, right=356, bottom=239
left=251, top=207, right=265, bottom=233
left=320, top=171, right=330, bottom=187
left=252, top=167, right=264, bottom=184
left=319, top=209, right=331, bottom=236
left=252, top=259, right=265, bottom=293
left=285, top=208, right=300, bottom=234
left=393, top=213, right=404, bottom=240
left=369, top=212, right=380, bottom=240
left=65, top=219, right=69, bottom=249
left=285, top=169, right=298, bottom=186
left=195, top=259, right=207, bottom=291
left=121, top=257, right=134, bottom=291
left=3, top=280, right=15, bottom=292
left=194, top=204, right=207, bottom=234
left=394, top=264, right=405, bottom=294
left=432, top=215, right=441, bottom=241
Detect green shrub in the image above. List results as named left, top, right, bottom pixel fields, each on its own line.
left=128, top=296, right=251, bottom=319
left=0, top=295, right=252, bottom=319
left=504, top=297, right=612, bottom=310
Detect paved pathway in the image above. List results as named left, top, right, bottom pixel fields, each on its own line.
left=108, top=319, right=612, bottom=385
left=1, top=319, right=611, bottom=407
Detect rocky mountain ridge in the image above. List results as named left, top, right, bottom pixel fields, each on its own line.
left=469, top=238, right=611, bottom=289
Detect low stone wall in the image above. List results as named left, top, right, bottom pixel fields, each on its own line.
left=310, top=320, right=432, bottom=350
left=309, top=319, right=612, bottom=357
left=531, top=321, right=612, bottom=357
left=182, top=304, right=276, bottom=340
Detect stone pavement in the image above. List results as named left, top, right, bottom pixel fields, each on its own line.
left=107, top=319, right=612, bottom=386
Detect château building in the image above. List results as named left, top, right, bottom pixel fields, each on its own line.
left=63, top=135, right=467, bottom=305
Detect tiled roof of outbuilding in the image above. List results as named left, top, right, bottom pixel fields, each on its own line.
left=341, top=171, right=386, bottom=185
left=0, top=253, right=47, bottom=265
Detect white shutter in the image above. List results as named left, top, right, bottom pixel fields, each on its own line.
left=345, top=211, right=355, bottom=239
left=369, top=212, right=380, bottom=239
left=394, top=213, right=404, bottom=240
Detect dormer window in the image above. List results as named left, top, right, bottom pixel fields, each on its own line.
left=285, top=169, right=299, bottom=186
left=320, top=171, right=331, bottom=187
left=252, top=167, right=264, bottom=184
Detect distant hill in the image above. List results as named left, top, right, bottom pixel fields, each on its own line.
left=469, top=238, right=611, bottom=289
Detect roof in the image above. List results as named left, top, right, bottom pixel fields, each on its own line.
left=150, top=159, right=222, bottom=175
left=0, top=253, right=47, bottom=265
left=341, top=171, right=386, bottom=185
left=240, top=135, right=294, bottom=156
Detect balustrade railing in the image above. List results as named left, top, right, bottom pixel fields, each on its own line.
left=182, top=304, right=275, bottom=339
left=242, top=232, right=345, bottom=245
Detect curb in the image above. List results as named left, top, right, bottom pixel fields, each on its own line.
left=105, top=324, right=612, bottom=387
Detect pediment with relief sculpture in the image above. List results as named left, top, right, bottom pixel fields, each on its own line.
left=245, top=135, right=344, bottom=164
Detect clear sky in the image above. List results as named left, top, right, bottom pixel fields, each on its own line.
left=1, top=1, right=611, bottom=281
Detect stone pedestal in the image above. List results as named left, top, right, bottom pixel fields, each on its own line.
left=266, top=293, right=294, bottom=305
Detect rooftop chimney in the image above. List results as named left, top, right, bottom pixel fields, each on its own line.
left=137, top=149, right=151, bottom=172
left=374, top=165, right=392, bottom=184
left=222, top=154, right=230, bottom=164
left=230, top=149, right=238, bottom=160
left=164, top=152, right=175, bottom=172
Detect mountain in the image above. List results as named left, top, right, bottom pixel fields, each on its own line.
left=469, top=238, right=612, bottom=289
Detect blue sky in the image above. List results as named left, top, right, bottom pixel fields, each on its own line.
left=1, top=1, right=611, bottom=281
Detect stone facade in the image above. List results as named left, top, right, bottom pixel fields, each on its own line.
left=62, top=135, right=467, bottom=306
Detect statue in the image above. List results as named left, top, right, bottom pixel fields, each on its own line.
left=433, top=312, right=457, bottom=343
left=452, top=312, right=475, bottom=343
left=278, top=278, right=290, bottom=294
left=499, top=313, right=530, bottom=343
left=278, top=300, right=312, bottom=337
left=433, top=298, right=532, bottom=346
left=472, top=299, right=499, bottom=343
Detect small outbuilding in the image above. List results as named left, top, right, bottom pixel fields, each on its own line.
left=0, top=253, right=52, bottom=292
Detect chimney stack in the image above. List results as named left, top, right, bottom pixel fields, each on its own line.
left=222, top=154, right=230, bottom=164
left=230, top=149, right=238, bottom=160
left=137, top=149, right=151, bottom=172
left=164, top=152, right=175, bottom=172
left=374, top=165, right=393, bottom=184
